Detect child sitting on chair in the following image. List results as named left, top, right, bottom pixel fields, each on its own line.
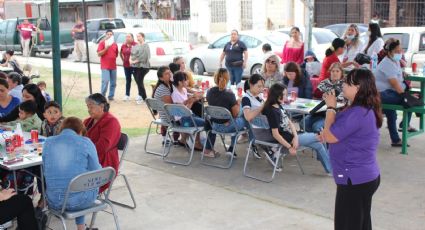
left=6, top=100, right=42, bottom=132
left=40, top=101, right=65, bottom=137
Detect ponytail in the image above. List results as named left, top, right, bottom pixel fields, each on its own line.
left=214, top=68, right=230, bottom=91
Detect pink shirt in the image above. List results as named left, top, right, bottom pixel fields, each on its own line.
left=281, top=41, right=304, bottom=64
left=171, top=87, right=188, bottom=104
left=18, top=23, right=36, bottom=40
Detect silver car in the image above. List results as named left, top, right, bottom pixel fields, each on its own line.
left=185, top=31, right=290, bottom=76
left=88, top=27, right=192, bottom=67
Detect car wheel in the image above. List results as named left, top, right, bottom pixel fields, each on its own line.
left=250, top=64, right=262, bottom=75
left=60, top=50, right=70, bottom=58
left=192, top=59, right=205, bottom=75
left=44, top=51, right=50, bottom=54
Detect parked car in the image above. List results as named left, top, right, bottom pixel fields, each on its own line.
left=0, top=17, right=74, bottom=58
left=87, top=27, right=192, bottom=67
left=86, top=18, right=126, bottom=42
left=185, top=31, right=290, bottom=76
left=323, top=23, right=368, bottom=37
left=276, top=27, right=337, bottom=62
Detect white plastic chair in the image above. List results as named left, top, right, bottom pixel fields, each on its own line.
left=46, top=167, right=120, bottom=230
left=109, top=133, right=136, bottom=209
left=162, top=104, right=204, bottom=166
left=145, top=98, right=170, bottom=156
left=201, top=106, right=248, bottom=169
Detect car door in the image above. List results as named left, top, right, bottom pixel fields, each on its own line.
left=239, top=34, right=262, bottom=75
left=6, top=21, right=17, bottom=51
left=203, top=35, right=230, bottom=72
left=0, top=21, right=6, bottom=51
left=414, top=33, right=425, bottom=69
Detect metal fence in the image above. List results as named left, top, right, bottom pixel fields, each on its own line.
left=396, top=0, right=425, bottom=26
left=123, top=18, right=191, bottom=42
left=372, top=0, right=390, bottom=21
left=314, top=0, right=363, bottom=27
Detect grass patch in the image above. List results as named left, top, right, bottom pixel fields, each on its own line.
left=122, top=127, right=155, bottom=138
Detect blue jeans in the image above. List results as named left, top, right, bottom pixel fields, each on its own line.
left=380, top=89, right=412, bottom=143
left=226, top=65, right=243, bottom=85
left=101, top=69, right=117, bottom=99
left=301, top=114, right=325, bottom=133
left=124, top=67, right=134, bottom=96
left=180, top=115, right=205, bottom=127
left=298, top=133, right=332, bottom=173
left=205, top=117, right=249, bottom=150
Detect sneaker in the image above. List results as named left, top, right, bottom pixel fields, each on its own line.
left=162, top=140, right=172, bottom=146
left=123, top=95, right=130, bottom=101
left=237, top=134, right=248, bottom=144
left=135, top=95, right=143, bottom=101
left=136, top=99, right=145, bottom=105
left=108, top=97, right=114, bottom=101
left=264, top=147, right=281, bottom=171
left=252, top=145, right=261, bottom=159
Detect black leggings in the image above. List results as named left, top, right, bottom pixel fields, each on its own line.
left=134, top=67, right=150, bottom=100
left=0, top=194, right=38, bottom=230
left=335, top=176, right=380, bottom=230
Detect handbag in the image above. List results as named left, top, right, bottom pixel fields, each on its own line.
left=230, top=60, right=243, bottom=67
left=354, top=53, right=371, bottom=65
left=401, top=92, right=424, bottom=108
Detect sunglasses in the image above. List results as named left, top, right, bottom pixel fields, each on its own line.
left=266, top=59, right=276, bottom=64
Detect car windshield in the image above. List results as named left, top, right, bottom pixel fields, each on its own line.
left=145, top=32, right=172, bottom=42
left=314, top=30, right=337, bottom=44
left=383, top=33, right=410, bottom=51
left=264, top=33, right=289, bottom=46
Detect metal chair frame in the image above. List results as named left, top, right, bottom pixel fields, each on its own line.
left=145, top=98, right=170, bottom=156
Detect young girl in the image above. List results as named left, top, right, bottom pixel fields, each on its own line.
left=262, top=83, right=331, bottom=174
left=305, top=63, right=346, bottom=133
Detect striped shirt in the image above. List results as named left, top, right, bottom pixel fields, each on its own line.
left=154, top=84, right=172, bottom=122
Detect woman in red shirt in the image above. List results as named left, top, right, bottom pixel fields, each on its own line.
left=319, top=38, right=356, bottom=81
left=120, top=33, right=137, bottom=101
left=84, top=93, right=121, bottom=193
left=281, top=27, right=304, bottom=65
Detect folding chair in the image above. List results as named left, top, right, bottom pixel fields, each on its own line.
left=46, top=167, right=120, bottom=230
left=0, top=221, right=13, bottom=229
left=162, top=104, right=204, bottom=166
left=201, top=106, right=248, bottom=169
left=243, top=115, right=304, bottom=183
left=145, top=98, right=170, bottom=156
left=109, top=133, right=136, bottom=209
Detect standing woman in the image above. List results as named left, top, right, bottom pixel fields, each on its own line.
left=340, top=24, right=362, bottom=70
left=130, top=32, right=151, bottom=104
left=281, top=27, right=304, bottom=65
left=323, top=68, right=381, bottom=230
left=120, top=33, right=137, bottom=101
left=364, top=23, right=385, bottom=56
left=319, top=38, right=355, bottom=81
left=219, top=30, right=248, bottom=85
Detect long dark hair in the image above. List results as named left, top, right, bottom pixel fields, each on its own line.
left=263, top=83, right=287, bottom=111
left=284, top=62, right=302, bottom=86
left=23, top=83, right=46, bottom=115
left=325, top=38, right=345, bottom=57
left=364, top=23, right=383, bottom=53
left=172, top=71, right=187, bottom=87
left=345, top=68, right=383, bottom=128
left=244, top=73, right=265, bottom=93
left=152, top=66, right=172, bottom=97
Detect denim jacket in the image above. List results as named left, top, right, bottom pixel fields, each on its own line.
left=42, top=129, right=101, bottom=210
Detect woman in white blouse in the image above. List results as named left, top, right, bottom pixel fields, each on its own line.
left=340, top=24, right=362, bottom=70
left=364, top=23, right=385, bottom=56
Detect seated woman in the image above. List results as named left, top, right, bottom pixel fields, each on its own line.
left=43, top=117, right=102, bottom=230
left=84, top=93, right=121, bottom=193
left=375, top=39, right=416, bottom=147
left=304, top=62, right=346, bottom=133
left=0, top=83, right=46, bottom=122
left=203, top=68, right=250, bottom=158
left=260, top=54, right=283, bottom=88
left=0, top=189, right=38, bottom=230
left=261, top=83, right=331, bottom=174
left=283, top=62, right=312, bottom=99
left=0, top=78, right=20, bottom=118
left=0, top=50, right=23, bottom=75
left=241, top=74, right=265, bottom=158
left=171, top=71, right=205, bottom=150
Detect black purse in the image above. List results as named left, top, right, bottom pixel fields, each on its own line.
left=354, top=53, right=371, bottom=65
left=401, top=92, right=424, bottom=108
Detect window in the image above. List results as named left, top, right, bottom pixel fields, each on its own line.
left=419, top=34, right=425, bottom=52
left=115, top=33, right=126, bottom=44
left=145, top=32, right=172, bottom=42
left=265, top=33, right=290, bottom=46
left=314, top=30, right=337, bottom=44
left=240, top=0, right=252, bottom=30
left=382, top=33, right=410, bottom=51
left=6, top=21, right=15, bottom=33
left=239, top=35, right=260, bottom=48
left=211, top=0, right=226, bottom=23
left=211, top=35, right=230, bottom=49
left=99, top=19, right=125, bottom=30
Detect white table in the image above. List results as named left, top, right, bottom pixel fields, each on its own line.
left=0, top=66, right=13, bottom=73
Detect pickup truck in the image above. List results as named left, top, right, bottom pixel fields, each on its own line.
left=0, top=17, right=74, bottom=58
left=86, top=18, right=126, bottom=42
left=381, top=27, right=425, bottom=69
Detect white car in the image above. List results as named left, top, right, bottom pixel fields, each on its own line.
left=185, top=31, right=290, bottom=76
left=276, top=27, right=338, bottom=62
left=87, top=28, right=192, bottom=67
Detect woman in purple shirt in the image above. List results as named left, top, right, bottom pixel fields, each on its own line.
left=323, top=68, right=382, bottom=230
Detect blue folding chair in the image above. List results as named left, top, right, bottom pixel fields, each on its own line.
left=201, top=106, right=248, bottom=169
left=163, top=104, right=204, bottom=166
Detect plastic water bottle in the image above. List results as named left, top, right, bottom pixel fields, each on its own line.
left=371, top=52, right=378, bottom=71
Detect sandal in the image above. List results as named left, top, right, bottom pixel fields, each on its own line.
left=203, top=150, right=220, bottom=158
left=391, top=141, right=410, bottom=147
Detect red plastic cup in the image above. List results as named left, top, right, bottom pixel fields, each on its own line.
left=237, top=87, right=243, bottom=97
left=291, top=91, right=297, bottom=101
left=201, top=82, right=206, bottom=90
left=412, top=63, right=417, bottom=73
left=31, top=130, right=39, bottom=143
left=205, top=80, right=210, bottom=88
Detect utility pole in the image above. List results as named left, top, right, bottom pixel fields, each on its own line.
left=302, top=0, right=314, bottom=52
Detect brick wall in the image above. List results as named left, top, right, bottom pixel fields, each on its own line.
left=388, top=0, right=397, bottom=27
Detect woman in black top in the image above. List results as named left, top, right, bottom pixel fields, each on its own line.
left=219, top=30, right=248, bottom=86
left=0, top=83, right=46, bottom=122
